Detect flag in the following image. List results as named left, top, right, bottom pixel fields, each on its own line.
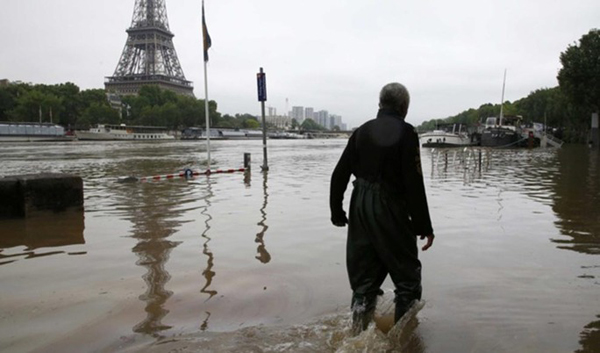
left=202, top=1, right=212, bottom=62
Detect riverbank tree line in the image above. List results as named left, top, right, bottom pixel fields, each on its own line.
left=417, top=29, right=599, bottom=144
left=0, top=82, right=333, bottom=131
left=0, top=80, right=337, bottom=132
left=0, top=83, right=260, bottom=130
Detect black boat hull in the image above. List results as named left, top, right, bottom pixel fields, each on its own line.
left=481, top=128, right=520, bottom=148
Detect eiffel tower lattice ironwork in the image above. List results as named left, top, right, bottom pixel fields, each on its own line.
left=105, top=0, right=194, bottom=97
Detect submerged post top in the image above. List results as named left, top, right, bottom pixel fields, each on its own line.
left=0, top=173, right=83, bottom=219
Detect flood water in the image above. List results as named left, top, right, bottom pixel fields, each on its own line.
left=0, top=140, right=599, bottom=353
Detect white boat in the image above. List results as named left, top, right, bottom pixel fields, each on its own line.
left=419, top=123, right=473, bottom=147
left=75, top=124, right=175, bottom=141
left=0, top=122, right=74, bottom=142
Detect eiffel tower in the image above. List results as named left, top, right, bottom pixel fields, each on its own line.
left=105, top=0, right=194, bottom=97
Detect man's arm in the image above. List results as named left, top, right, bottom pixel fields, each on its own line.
left=401, top=125, right=434, bottom=238
left=329, top=133, right=356, bottom=227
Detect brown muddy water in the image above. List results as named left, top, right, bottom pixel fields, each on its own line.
left=0, top=140, right=599, bottom=353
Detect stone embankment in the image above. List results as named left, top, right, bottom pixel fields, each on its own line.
left=0, top=173, right=83, bottom=219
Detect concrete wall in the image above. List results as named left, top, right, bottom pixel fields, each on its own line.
left=0, top=173, right=83, bottom=219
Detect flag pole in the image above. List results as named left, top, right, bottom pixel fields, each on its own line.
left=499, top=68, right=506, bottom=126
left=202, top=0, right=211, bottom=169
left=204, top=53, right=211, bottom=169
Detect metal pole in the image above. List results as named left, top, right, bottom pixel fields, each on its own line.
left=204, top=58, right=211, bottom=169
left=244, top=153, right=251, bottom=170
left=499, top=69, right=507, bottom=126
left=259, top=67, right=269, bottom=171
left=202, top=0, right=211, bottom=170
left=261, top=98, right=268, bottom=171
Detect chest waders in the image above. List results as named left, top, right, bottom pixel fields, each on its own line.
left=347, top=178, right=422, bottom=333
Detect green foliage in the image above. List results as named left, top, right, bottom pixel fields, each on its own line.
left=291, top=118, right=299, bottom=129
left=216, top=113, right=258, bottom=129
left=0, top=88, right=14, bottom=120
left=244, top=118, right=260, bottom=129
left=557, top=28, right=600, bottom=112
left=0, top=82, right=229, bottom=130
left=300, top=118, right=326, bottom=130
left=79, top=102, right=120, bottom=128
left=9, top=89, right=63, bottom=123
left=416, top=102, right=508, bottom=132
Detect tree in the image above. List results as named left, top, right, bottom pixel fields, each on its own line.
left=244, top=119, right=260, bottom=129
left=80, top=89, right=108, bottom=108
left=0, top=87, right=16, bottom=121
left=301, top=118, right=325, bottom=130
left=177, top=95, right=203, bottom=128
left=55, top=82, right=81, bottom=126
left=8, top=90, right=63, bottom=123
left=557, top=29, right=600, bottom=113
left=291, top=118, right=299, bottom=129
left=79, top=102, right=120, bottom=128
left=159, top=102, right=180, bottom=129
left=138, top=85, right=178, bottom=107
left=513, top=87, right=571, bottom=128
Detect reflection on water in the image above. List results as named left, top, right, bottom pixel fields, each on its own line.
left=428, top=145, right=600, bottom=353
left=551, top=147, right=600, bottom=255
left=0, top=210, right=85, bottom=265
left=551, top=147, right=600, bottom=353
left=255, top=171, right=271, bottom=264
left=200, top=177, right=217, bottom=301
left=429, top=146, right=600, bottom=255
left=2, top=140, right=600, bottom=353
left=429, top=147, right=490, bottom=183
left=117, top=181, right=184, bottom=337
left=577, top=315, right=600, bottom=353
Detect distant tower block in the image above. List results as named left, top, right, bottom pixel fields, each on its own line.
left=105, top=0, right=194, bottom=97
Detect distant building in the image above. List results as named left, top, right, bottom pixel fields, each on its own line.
left=330, top=115, right=342, bottom=130
left=291, top=106, right=305, bottom=122
left=0, top=79, right=10, bottom=87
left=304, top=107, right=314, bottom=121
left=315, top=110, right=329, bottom=129
left=267, top=106, right=277, bottom=117
left=265, top=115, right=292, bottom=129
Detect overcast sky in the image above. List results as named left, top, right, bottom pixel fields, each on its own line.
left=1, top=0, right=599, bottom=128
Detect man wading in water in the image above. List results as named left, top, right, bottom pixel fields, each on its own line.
left=329, top=82, right=434, bottom=333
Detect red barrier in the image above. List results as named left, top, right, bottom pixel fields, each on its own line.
left=137, top=168, right=246, bottom=183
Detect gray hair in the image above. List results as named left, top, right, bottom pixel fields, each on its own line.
left=379, top=83, right=410, bottom=118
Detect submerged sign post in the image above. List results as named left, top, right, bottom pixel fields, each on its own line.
left=257, top=68, right=269, bottom=171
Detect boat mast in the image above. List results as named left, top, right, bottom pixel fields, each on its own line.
left=499, top=69, right=506, bottom=126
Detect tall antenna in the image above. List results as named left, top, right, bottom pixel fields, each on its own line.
left=499, top=69, right=507, bottom=125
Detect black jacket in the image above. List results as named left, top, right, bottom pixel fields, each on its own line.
left=329, top=108, right=434, bottom=236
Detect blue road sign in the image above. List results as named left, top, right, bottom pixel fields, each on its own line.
left=257, top=72, right=267, bottom=102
